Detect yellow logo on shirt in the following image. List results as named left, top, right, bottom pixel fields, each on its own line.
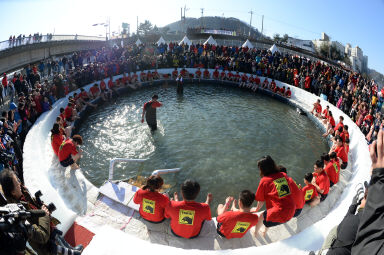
left=305, top=189, right=314, bottom=201
left=178, top=209, right=195, bottom=225
left=273, top=177, right=291, bottom=198
left=231, top=221, right=250, bottom=233
left=333, top=163, right=339, bottom=173
left=142, top=198, right=155, bottom=214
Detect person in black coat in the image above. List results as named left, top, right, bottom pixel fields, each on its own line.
left=351, top=128, right=384, bottom=255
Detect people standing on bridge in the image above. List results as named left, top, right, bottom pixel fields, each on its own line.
left=141, top=94, right=162, bottom=132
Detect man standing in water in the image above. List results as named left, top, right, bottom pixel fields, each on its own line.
left=141, top=94, right=162, bottom=131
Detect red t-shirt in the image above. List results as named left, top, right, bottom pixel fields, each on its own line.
left=100, top=80, right=107, bottom=90
left=133, top=189, right=169, bottom=222
left=80, top=91, right=89, bottom=100
left=316, top=104, right=322, bottom=113
left=217, top=211, right=258, bottom=239
left=334, top=122, right=344, bottom=132
left=203, top=70, right=210, bottom=78
left=64, top=106, right=73, bottom=120
left=51, top=134, right=64, bottom=156
left=213, top=70, right=219, bottom=78
left=58, top=139, right=78, bottom=161
left=143, top=101, right=162, bottom=111
left=90, top=86, right=100, bottom=96
left=164, top=201, right=211, bottom=238
left=335, top=145, right=348, bottom=163
left=313, top=170, right=330, bottom=195
left=285, top=90, right=292, bottom=97
left=322, top=109, right=329, bottom=118
left=324, top=161, right=339, bottom=184
left=195, top=70, right=201, bottom=77
left=108, top=80, right=114, bottom=89
left=305, top=76, right=311, bottom=89
left=172, top=70, right=178, bottom=77
left=302, top=184, right=318, bottom=201
left=255, top=172, right=296, bottom=223
left=328, top=116, right=336, bottom=127
left=254, top=77, right=260, bottom=85
left=287, top=177, right=305, bottom=210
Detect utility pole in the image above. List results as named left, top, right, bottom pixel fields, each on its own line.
left=200, top=8, right=204, bottom=28
left=248, top=10, right=253, bottom=37
left=137, top=16, right=139, bottom=35
left=183, top=5, right=189, bottom=33
left=261, top=15, right=264, bottom=37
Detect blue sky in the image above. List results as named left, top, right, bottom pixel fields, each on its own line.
left=0, top=0, right=383, bottom=74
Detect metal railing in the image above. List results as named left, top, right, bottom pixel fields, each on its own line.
left=0, top=34, right=106, bottom=52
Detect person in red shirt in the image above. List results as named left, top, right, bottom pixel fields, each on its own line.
left=212, top=69, right=219, bottom=80
left=284, top=87, right=292, bottom=98
left=239, top=73, right=248, bottom=87
left=203, top=69, right=210, bottom=79
left=51, top=123, right=65, bottom=157
left=323, top=111, right=336, bottom=137
left=262, top=78, right=269, bottom=89
left=270, top=79, right=276, bottom=90
left=172, top=68, right=178, bottom=79
left=64, top=103, right=75, bottom=122
left=312, top=160, right=330, bottom=201
left=89, top=84, right=101, bottom=99
left=311, top=99, right=322, bottom=118
left=216, top=190, right=258, bottom=239
left=330, top=151, right=341, bottom=180
left=322, top=153, right=339, bottom=187
left=302, top=173, right=320, bottom=207
left=164, top=180, right=212, bottom=239
left=234, top=71, right=241, bottom=82
left=141, top=94, right=163, bottom=131
left=322, top=105, right=330, bottom=119
left=58, top=135, right=83, bottom=170
left=333, top=136, right=348, bottom=169
left=140, top=71, right=147, bottom=82
left=340, top=125, right=349, bottom=143
left=253, top=156, right=296, bottom=237
left=195, top=68, right=202, bottom=82
left=153, top=69, right=160, bottom=80
left=304, top=75, right=311, bottom=91
left=278, top=166, right=305, bottom=217
left=133, top=175, right=170, bottom=223
left=220, top=70, right=226, bottom=81
left=254, top=75, right=260, bottom=86
left=334, top=116, right=344, bottom=133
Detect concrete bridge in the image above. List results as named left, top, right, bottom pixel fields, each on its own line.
left=0, top=35, right=107, bottom=74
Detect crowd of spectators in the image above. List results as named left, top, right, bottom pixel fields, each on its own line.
left=6, top=33, right=53, bottom=48
left=0, top=39, right=382, bottom=254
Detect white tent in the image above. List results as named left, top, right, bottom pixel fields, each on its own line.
left=203, top=36, right=217, bottom=46
left=157, top=36, right=166, bottom=46
left=179, top=36, right=192, bottom=46
left=242, top=39, right=254, bottom=49
left=135, top=38, right=142, bottom=46
left=269, top=44, right=280, bottom=53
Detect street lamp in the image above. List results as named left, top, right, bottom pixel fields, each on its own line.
left=93, top=19, right=110, bottom=40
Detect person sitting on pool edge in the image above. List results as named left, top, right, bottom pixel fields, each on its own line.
left=252, top=155, right=296, bottom=237
left=312, top=159, right=330, bottom=202
left=216, top=190, right=259, bottom=239
left=133, top=175, right=170, bottom=223
left=302, top=172, right=320, bottom=207
left=164, top=179, right=212, bottom=239
left=58, top=134, right=83, bottom=170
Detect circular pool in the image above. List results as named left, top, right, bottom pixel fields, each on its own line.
left=78, top=83, right=329, bottom=211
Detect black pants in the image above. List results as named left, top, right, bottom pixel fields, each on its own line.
left=147, top=123, right=157, bottom=131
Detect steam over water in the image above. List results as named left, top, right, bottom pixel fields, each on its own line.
left=79, top=84, right=329, bottom=212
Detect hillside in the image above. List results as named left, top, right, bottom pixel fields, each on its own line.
left=369, top=68, right=384, bottom=87
left=163, top=16, right=262, bottom=38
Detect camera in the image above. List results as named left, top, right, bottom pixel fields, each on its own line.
left=35, top=190, right=57, bottom=213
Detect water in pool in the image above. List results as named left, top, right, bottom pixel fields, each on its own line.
left=78, top=83, right=329, bottom=213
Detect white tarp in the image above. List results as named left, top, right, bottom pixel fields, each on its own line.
left=135, top=39, right=142, bottom=46
left=203, top=36, right=217, bottom=46
left=179, top=36, right=192, bottom=46
left=242, top=39, right=254, bottom=49
left=157, top=36, right=166, bottom=46
left=270, top=44, right=280, bottom=53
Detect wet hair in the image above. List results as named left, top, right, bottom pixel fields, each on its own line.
left=51, top=123, right=61, bottom=135
left=72, top=135, right=83, bottom=145
left=277, top=165, right=287, bottom=173
left=142, top=175, right=164, bottom=192
left=80, top=88, right=85, bottom=92
left=315, top=160, right=324, bottom=168
left=335, top=136, right=343, bottom=143
left=0, top=170, right=17, bottom=199
left=152, top=94, right=159, bottom=99
left=304, top=172, right=313, bottom=183
left=181, top=179, right=200, bottom=200
left=239, top=190, right=255, bottom=208
left=330, top=152, right=337, bottom=160
left=343, top=125, right=348, bottom=131
left=338, top=126, right=343, bottom=133
left=339, top=116, right=344, bottom=121
left=321, top=153, right=330, bottom=162
left=60, top=108, right=65, bottom=113
left=345, top=138, right=350, bottom=144
left=257, top=155, right=279, bottom=176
